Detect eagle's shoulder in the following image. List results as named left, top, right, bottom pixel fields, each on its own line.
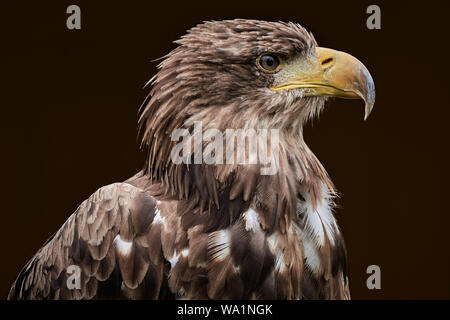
left=8, top=183, right=165, bottom=300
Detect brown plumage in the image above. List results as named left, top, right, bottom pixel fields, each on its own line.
left=8, top=19, right=375, bottom=300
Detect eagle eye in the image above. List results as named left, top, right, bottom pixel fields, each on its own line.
left=257, top=53, right=281, bottom=73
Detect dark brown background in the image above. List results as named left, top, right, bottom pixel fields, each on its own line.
left=1, top=0, right=449, bottom=299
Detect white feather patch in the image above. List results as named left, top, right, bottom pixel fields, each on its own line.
left=153, top=208, right=165, bottom=225
left=114, top=234, right=132, bottom=256
left=302, top=234, right=323, bottom=275
left=299, top=184, right=338, bottom=246
left=274, top=252, right=285, bottom=272
left=243, top=208, right=261, bottom=231
left=168, top=250, right=180, bottom=268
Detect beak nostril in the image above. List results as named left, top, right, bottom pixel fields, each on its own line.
left=321, top=57, right=334, bottom=66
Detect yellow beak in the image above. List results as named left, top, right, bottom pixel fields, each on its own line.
left=270, top=47, right=375, bottom=120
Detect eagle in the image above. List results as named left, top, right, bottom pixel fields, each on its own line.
left=8, top=19, right=375, bottom=300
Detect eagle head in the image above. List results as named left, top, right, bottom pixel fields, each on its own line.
left=141, top=19, right=374, bottom=133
